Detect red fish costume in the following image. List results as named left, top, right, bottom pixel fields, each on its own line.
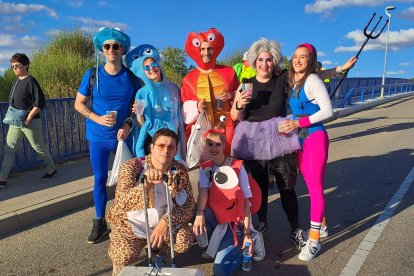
left=200, top=159, right=261, bottom=246
left=181, top=28, right=239, bottom=154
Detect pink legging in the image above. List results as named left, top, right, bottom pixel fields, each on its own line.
left=297, top=130, right=329, bottom=223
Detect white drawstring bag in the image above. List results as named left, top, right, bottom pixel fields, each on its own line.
left=186, top=110, right=211, bottom=169
left=107, top=140, right=133, bottom=186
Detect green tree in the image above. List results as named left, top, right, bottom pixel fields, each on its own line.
left=30, top=28, right=95, bottom=98
left=160, top=47, right=189, bottom=85
left=218, top=47, right=247, bottom=67
left=281, top=56, right=291, bottom=71
left=0, top=69, right=17, bottom=102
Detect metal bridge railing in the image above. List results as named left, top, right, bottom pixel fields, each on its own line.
left=336, top=82, right=414, bottom=108
left=0, top=98, right=89, bottom=173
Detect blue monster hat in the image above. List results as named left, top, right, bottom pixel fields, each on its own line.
left=93, top=27, right=130, bottom=55
left=126, top=44, right=163, bottom=87
left=126, top=44, right=160, bottom=68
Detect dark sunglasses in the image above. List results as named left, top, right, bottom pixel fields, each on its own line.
left=207, top=142, right=222, bottom=147
left=103, top=43, right=122, bottom=51
left=10, top=64, right=23, bottom=70
left=144, top=61, right=159, bottom=72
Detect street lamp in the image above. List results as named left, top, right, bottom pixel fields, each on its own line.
left=380, top=5, right=396, bottom=98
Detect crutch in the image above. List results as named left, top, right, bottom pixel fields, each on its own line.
left=164, top=168, right=178, bottom=268
left=329, top=13, right=388, bottom=99
left=140, top=168, right=178, bottom=273
left=141, top=175, right=154, bottom=268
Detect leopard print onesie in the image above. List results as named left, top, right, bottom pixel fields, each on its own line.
left=107, top=157, right=195, bottom=275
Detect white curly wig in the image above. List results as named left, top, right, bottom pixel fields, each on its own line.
left=247, top=38, right=282, bottom=74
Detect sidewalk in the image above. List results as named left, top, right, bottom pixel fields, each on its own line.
left=0, top=157, right=115, bottom=236
left=0, top=92, right=412, bottom=237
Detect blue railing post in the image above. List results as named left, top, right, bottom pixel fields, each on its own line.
left=360, top=89, right=366, bottom=102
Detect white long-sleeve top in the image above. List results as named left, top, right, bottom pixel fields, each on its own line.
left=301, top=73, right=334, bottom=125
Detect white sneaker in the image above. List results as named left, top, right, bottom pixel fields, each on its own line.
left=298, top=240, right=321, bottom=261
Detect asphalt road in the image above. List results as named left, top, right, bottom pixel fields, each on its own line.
left=1, top=95, right=414, bottom=276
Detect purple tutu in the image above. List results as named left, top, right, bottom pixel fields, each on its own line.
left=231, top=117, right=301, bottom=160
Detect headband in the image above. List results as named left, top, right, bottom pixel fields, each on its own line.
left=203, top=128, right=225, bottom=138
left=297, top=43, right=314, bottom=54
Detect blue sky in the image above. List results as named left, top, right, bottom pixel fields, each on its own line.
left=1, top=0, right=414, bottom=79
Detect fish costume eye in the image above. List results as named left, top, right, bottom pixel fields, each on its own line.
left=213, top=166, right=238, bottom=190
left=207, top=33, right=215, bottom=41
left=192, top=38, right=201, bottom=47
left=144, top=48, right=153, bottom=56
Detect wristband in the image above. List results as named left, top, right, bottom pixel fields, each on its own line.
left=123, top=117, right=133, bottom=128
left=235, top=101, right=244, bottom=111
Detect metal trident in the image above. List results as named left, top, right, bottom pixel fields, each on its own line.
left=330, top=13, right=389, bottom=99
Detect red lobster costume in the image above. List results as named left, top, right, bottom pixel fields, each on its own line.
left=181, top=28, right=239, bottom=154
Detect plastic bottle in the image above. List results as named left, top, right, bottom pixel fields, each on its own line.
left=242, top=242, right=252, bottom=271
left=196, top=230, right=208, bottom=248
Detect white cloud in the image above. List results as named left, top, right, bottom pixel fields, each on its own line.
left=399, top=7, right=414, bottom=21
left=321, top=60, right=332, bottom=65
left=305, top=0, right=389, bottom=14
left=0, top=33, right=14, bottom=47
left=0, top=1, right=58, bottom=18
left=387, top=70, right=405, bottom=75
left=335, top=28, right=414, bottom=53
left=0, top=33, right=41, bottom=48
left=0, top=66, right=7, bottom=75
left=317, top=51, right=326, bottom=57
left=400, top=62, right=413, bottom=66
left=67, top=0, right=84, bottom=7
left=0, top=50, right=19, bottom=64
left=68, top=16, right=128, bottom=31
left=1, top=15, right=33, bottom=33
left=98, top=1, right=115, bottom=8
left=304, top=0, right=414, bottom=15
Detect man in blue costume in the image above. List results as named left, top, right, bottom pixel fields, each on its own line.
left=126, top=45, right=186, bottom=160
left=75, top=27, right=140, bottom=244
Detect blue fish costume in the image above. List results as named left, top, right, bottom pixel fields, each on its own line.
left=126, top=45, right=186, bottom=160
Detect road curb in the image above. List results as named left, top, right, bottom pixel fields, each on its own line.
left=0, top=186, right=115, bottom=237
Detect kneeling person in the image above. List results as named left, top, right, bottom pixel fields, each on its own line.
left=107, top=128, right=195, bottom=275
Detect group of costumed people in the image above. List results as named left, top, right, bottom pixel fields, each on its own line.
left=74, top=26, right=356, bottom=276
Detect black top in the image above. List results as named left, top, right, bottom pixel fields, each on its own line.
left=10, top=75, right=45, bottom=119
left=243, top=73, right=290, bottom=122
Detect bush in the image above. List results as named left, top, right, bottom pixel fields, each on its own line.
left=217, top=48, right=247, bottom=67
left=29, top=29, right=95, bottom=99
left=0, top=70, right=17, bottom=102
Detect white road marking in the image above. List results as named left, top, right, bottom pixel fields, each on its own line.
left=340, top=166, right=414, bottom=276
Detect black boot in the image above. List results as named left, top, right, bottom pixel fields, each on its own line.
left=87, top=218, right=109, bottom=244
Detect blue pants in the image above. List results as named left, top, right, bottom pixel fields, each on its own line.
left=204, top=208, right=244, bottom=276
left=89, top=138, right=132, bottom=218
